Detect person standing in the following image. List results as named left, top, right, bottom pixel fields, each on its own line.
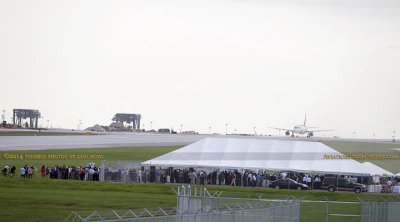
left=41, top=165, right=46, bottom=179
left=190, top=171, right=196, bottom=185
left=88, top=168, right=94, bottom=181
left=200, top=171, right=206, bottom=185
left=230, top=172, right=237, bottom=186
left=28, top=166, right=33, bottom=179
left=306, top=176, right=312, bottom=189
left=20, top=166, right=26, bottom=178
left=155, top=169, right=161, bottom=184
left=10, top=166, right=16, bottom=177
left=138, top=169, right=142, bottom=183
left=3, top=163, right=9, bottom=176
left=256, top=174, right=261, bottom=187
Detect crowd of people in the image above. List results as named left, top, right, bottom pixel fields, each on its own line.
left=2, top=163, right=101, bottom=181
left=103, top=167, right=345, bottom=189
left=3, top=163, right=400, bottom=193
left=103, top=167, right=400, bottom=192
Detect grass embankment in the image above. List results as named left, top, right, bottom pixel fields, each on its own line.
left=0, top=146, right=181, bottom=169
left=0, top=177, right=389, bottom=222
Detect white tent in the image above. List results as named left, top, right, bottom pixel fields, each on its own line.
left=361, top=162, right=393, bottom=177
left=142, top=137, right=370, bottom=175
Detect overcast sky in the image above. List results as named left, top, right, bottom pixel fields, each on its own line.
left=0, top=0, right=399, bottom=138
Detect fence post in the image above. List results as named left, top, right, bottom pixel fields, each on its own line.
left=100, top=161, right=105, bottom=182
left=325, top=197, right=329, bottom=222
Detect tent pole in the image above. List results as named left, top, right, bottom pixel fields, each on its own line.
left=241, top=168, right=244, bottom=187
left=337, top=172, right=339, bottom=192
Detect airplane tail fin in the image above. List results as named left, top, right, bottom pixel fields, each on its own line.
left=304, top=114, right=307, bottom=126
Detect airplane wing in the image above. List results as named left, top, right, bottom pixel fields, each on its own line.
left=268, top=127, right=292, bottom=132
left=308, top=129, right=335, bottom=133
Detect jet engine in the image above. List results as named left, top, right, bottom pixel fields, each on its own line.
left=285, top=131, right=290, bottom=136
left=308, top=132, right=314, bottom=137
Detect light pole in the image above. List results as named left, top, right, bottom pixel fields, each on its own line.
left=1, top=110, right=5, bottom=122
left=150, top=121, right=153, bottom=130
left=353, top=132, right=356, bottom=139
left=180, top=124, right=183, bottom=133
left=78, top=119, right=82, bottom=130
left=208, top=126, right=211, bottom=134
left=47, top=120, right=49, bottom=129
left=373, top=133, right=375, bottom=140
left=234, top=129, right=237, bottom=135
left=41, top=116, right=45, bottom=128
left=253, top=126, right=257, bottom=136
left=225, top=123, right=228, bottom=135
left=393, top=131, right=396, bottom=142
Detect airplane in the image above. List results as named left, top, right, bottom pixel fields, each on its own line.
left=269, top=114, right=333, bottom=138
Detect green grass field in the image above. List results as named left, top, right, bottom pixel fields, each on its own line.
left=0, top=177, right=388, bottom=222
left=323, top=141, right=400, bottom=173
left=0, top=146, right=181, bottom=170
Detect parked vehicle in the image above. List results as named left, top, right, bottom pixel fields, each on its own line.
left=322, top=177, right=366, bottom=193
left=270, top=178, right=309, bottom=190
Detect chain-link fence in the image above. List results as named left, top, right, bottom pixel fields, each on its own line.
left=361, top=197, right=400, bottom=222
left=64, top=186, right=300, bottom=222
left=100, top=161, right=143, bottom=182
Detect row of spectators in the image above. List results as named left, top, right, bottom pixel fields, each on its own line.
left=103, top=167, right=400, bottom=191
left=104, top=167, right=326, bottom=189
left=2, top=163, right=100, bottom=181
left=3, top=163, right=399, bottom=192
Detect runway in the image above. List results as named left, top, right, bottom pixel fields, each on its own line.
left=0, top=132, right=397, bottom=151
left=0, top=133, right=208, bottom=151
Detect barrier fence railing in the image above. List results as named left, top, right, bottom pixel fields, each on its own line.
left=64, top=186, right=301, bottom=222
left=64, top=186, right=400, bottom=222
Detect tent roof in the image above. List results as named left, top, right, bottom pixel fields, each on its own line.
left=361, top=162, right=393, bottom=176
left=142, top=137, right=371, bottom=175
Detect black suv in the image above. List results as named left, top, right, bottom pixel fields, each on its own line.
left=322, top=177, right=366, bottom=193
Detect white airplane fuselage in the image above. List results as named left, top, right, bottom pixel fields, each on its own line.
left=293, top=125, right=308, bottom=134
